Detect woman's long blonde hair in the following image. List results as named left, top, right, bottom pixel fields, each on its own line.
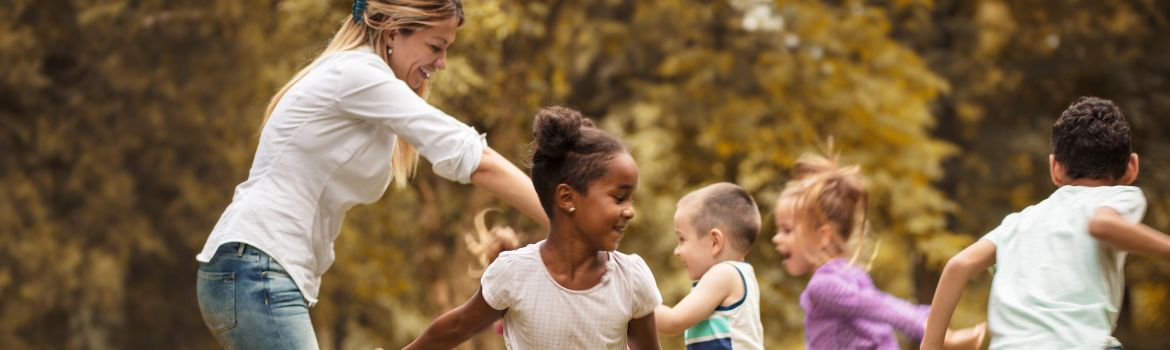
left=264, top=0, right=464, bottom=189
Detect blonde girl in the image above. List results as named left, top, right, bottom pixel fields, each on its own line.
left=770, top=154, right=984, bottom=350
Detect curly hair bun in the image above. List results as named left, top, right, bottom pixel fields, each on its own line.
left=532, top=106, right=595, bottom=159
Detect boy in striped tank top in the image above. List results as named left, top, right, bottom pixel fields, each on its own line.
left=656, top=183, right=764, bottom=350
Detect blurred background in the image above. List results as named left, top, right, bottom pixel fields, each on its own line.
left=3, top=0, right=1169, bottom=349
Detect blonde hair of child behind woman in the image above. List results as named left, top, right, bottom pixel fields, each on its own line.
left=783, top=153, right=881, bottom=271
left=464, top=208, right=521, bottom=277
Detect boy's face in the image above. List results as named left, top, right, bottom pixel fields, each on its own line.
left=771, top=196, right=815, bottom=276
left=672, top=206, right=717, bottom=281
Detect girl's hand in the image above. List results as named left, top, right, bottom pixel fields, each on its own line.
left=941, top=322, right=986, bottom=350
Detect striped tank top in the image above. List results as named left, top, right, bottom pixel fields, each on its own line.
left=684, top=261, right=764, bottom=350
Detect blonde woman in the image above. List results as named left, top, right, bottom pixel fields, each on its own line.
left=194, top=1, right=548, bottom=348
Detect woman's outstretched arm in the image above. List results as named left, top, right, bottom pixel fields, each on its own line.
left=471, top=146, right=550, bottom=230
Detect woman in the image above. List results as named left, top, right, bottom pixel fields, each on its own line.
left=194, top=1, right=548, bottom=348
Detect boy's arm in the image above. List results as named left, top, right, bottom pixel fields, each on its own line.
left=921, top=240, right=996, bottom=350
left=627, top=311, right=662, bottom=350
left=403, top=288, right=505, bottom=350
left=654, top=263, right=739, bottom=335
left=1089, top=207, right=1170, bottom=257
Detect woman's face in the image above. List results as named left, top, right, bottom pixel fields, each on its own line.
left=386, top=17, right=459, bottom=91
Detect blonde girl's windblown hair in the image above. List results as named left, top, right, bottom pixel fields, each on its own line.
left=464, top=209, right=521, bottom=277
left=790, top=165, right=875, bottom=269
left=263, top=0, right=464, bottom=189
left=784, top=152, right=879, bottom=270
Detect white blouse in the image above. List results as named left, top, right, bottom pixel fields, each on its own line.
left=196, top=46, right=485, bottom=305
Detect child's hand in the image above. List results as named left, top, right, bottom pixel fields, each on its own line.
left=941, top=322, right=986, bottom=350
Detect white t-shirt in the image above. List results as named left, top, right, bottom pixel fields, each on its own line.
left=981, top=185, right=1146, bottom=349
left=196, top=46, right=485, bottom=305
left=481, top=241, right=662, bottom=349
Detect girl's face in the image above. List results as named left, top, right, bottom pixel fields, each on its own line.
left=572, top=153, right=638, bottom=252
left=771, top=196, right=815, bottom=276
left=385, top=17, right=458, bottom=92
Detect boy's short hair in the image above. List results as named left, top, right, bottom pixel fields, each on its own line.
left=678, top=182, right=761, bottom=253
left=1052, top=96, right=1132, bottom=180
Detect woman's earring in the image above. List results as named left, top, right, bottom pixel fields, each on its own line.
left=568, top=207, right=576, bottom=214
left=387, top=46, right=393, bottom=56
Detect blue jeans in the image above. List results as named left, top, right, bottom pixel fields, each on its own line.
left=197, top=243, right=319, bottom=350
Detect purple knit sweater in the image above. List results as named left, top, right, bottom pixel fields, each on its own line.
left=800, top=259, right=930, bottom=350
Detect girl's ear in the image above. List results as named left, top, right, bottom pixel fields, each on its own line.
left=816, top=224, right=836, bottom=251
left=708, top=228, right=725, bottom=255
left=555, top=183, right=577, bottom=215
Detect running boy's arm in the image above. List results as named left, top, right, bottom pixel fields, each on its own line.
left=653, top=263, right=740, bottom=335
left=403, top=288, right=505, bottom=350
left=1089, top=207, right=1170, bottom=257
left=921, top=240, right=996, bottom=350
left=627, top=312, right=661, bottom=350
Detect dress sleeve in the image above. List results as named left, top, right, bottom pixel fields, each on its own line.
left=804, top=271, right=931, bottom=340
left=624, top=254, right=663, bottom=319
left=480, top=253, right=517, bottom=311
left=335, top=58, right=484, bottom=184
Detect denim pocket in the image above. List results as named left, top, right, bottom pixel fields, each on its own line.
left=263, top=262, right=307, bottom=316
left=196, top=270, right=237, bottom=335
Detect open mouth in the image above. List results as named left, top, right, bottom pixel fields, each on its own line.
left=776, top=248, right=791, bottom=261
left=420, top=67, right=433, bottom=80
left=613, top=225, right=627, bottom=233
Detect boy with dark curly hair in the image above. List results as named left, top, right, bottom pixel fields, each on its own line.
left=922, top=97, right=1170, bottom=350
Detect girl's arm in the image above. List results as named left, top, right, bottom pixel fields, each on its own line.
left=627, top=312, right=661, bottom=350
left=654, top=263, right=740, bottom=335
left=804, top=267, right=930, bottom=339
left=470, top=146, right=550, bottom=230
left=921, top=240, right=996, bottom=350
left=403, top=288, right=505, bottom=350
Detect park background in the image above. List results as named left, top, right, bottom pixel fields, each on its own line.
left=3, top=0, right=1170, bottom=349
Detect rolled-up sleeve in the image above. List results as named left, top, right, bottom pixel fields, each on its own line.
left=335, top=58, right=484, bottom=183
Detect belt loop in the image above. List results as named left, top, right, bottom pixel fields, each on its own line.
left=236, top=242, right=246, bottom=257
